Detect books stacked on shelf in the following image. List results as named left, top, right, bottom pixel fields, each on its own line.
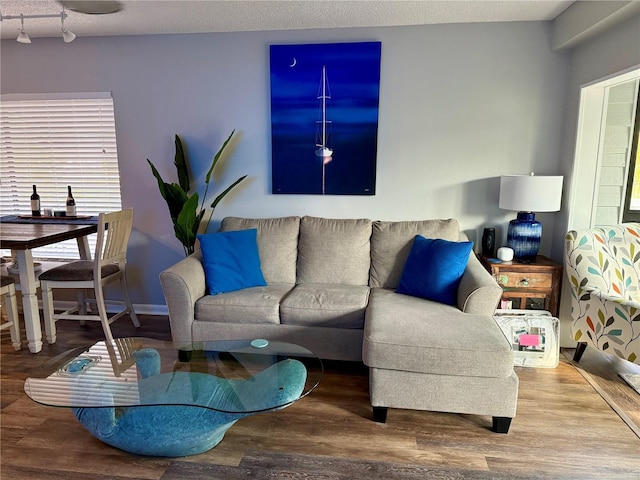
left=499, top=298, right=513, bottom=309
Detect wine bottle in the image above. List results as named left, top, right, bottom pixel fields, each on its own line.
left=66, top=185, right=77, bottom=216
left=31, top=185, right=41, bottom=217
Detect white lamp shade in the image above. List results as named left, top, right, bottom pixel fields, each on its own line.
left=499, top=174, right=563, bottom=212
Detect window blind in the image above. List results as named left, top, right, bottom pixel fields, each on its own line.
left=0, top=92, right=122, bottom=259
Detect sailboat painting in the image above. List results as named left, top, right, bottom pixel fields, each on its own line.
left=270, top=42, right=381, bottom=195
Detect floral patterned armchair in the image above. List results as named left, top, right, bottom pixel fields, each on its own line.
left=564, top=224, right=640, bottom=365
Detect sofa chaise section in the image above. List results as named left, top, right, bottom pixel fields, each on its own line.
left=361, top=219, right=516, bottom=433
left=363, top=288, right=518, bottom=432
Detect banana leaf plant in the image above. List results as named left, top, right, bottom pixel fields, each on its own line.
left=147, top=130, right=247, bottom=256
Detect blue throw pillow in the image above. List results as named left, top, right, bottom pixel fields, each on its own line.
left=397, top=235, right=473, bottom=305
left=197, top=229, right=267, bottom=295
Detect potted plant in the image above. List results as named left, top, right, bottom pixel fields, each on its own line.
left=148, top=130, right=246, bottom=256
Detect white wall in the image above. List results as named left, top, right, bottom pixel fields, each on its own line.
left=1, top=22, right=570, bottom=307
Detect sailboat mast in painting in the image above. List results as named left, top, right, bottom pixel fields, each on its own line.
left=315, top=65, right=333, bottom=158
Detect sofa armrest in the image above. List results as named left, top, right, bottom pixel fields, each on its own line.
left=159, top=252, right=206, bottom=345
left=457, top=253, right=502, bottom=315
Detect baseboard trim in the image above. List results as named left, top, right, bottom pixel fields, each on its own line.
left=133, top=304, right=168, bottom=316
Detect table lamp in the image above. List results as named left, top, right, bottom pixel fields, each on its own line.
left=499, top=173, right=563, bottom=261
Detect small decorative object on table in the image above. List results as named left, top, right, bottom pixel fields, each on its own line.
left=58, top=355, right=100, bottom=375
left=481, top=227, right=496, bottom=258
left=497, top=247, right=514, bottom=262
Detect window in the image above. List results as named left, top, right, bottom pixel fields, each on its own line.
left=591, top=79, right=639, bottom=225
left=569, top=69, right=640, bottom=229
left=623, top=87, right=640, bottom=221
left=0, top=92, right=122, bottom=259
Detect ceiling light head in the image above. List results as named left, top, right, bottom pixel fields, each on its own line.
left=17, top=31, right=31, bottom=43
left=62, top=28, right=76, bottom=43
left=61, top=9, right=76, bottom=43
left=16, top=14, right=31, bottom=44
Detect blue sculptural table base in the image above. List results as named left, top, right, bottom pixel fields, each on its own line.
left=24, top=338, right=322, bottom=457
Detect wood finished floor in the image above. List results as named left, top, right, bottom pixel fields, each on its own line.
left=1, top=315, right=639, bottom=479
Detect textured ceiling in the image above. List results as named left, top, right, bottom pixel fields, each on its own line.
left=0, top=0, right=574, bottom=40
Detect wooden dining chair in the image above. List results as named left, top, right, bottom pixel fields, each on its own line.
left=0, top=275, right=22, bottom=350
left=105, top=337, right=145, bottom=377
left=39, top=208, right=140, bottom=344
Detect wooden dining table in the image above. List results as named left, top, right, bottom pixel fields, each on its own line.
left=0, top=218, right=98, bottom=353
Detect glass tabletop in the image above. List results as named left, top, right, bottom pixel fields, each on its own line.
left=24, top=337, right=322, bottom=414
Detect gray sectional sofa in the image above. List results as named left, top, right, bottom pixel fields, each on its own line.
left=160, top=216, right=519, bottom=433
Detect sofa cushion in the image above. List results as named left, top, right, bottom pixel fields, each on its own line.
left=370, top=219, right=460, bottom=289
left=280, top=283, right=370, bottom=329
left=297, top=216, right=372, bottom=285
left=397, top=235, right=473, bottom=306
left=197, top=229, right=267, bottom=295
left=220, top=216, right=300, bottom=284
left=363, top=288, right=513, bottom=378
left=195, top=284, right=294, bottom=325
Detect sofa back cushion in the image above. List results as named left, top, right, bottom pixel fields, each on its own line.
left=297, top=216, right=372, bottom=285
left=369, top=219, right=461, bottom=289
left=220, top=216, right=300, bottom=284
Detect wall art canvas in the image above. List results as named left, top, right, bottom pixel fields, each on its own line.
left=270, top=42, right=381, bottom=195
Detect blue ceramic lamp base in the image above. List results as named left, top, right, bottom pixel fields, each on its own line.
left=506, top=212, right=541, bottom=261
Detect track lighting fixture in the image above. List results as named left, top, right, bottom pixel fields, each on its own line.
left=16, top=14, right=31, bottom=44
left=61, top=10, right=76, bottom=43
left=0, top=9, right=76, bottom=44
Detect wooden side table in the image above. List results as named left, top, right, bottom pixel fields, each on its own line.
left=480, top=255, right=563, bottom=317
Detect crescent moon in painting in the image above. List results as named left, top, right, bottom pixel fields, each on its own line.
left=289, top=58, right=297, bottom=67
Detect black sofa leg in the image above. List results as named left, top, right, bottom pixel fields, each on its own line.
left=573, top=342, right=587, bottom=362
left=373, top=406, right=388, bottom=423
left=492, top=416, right=512, bottom=434
left=178, top=349, right=192, bottom=362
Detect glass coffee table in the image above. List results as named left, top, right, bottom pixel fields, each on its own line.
left=24, top=337, right=322, bottom=457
